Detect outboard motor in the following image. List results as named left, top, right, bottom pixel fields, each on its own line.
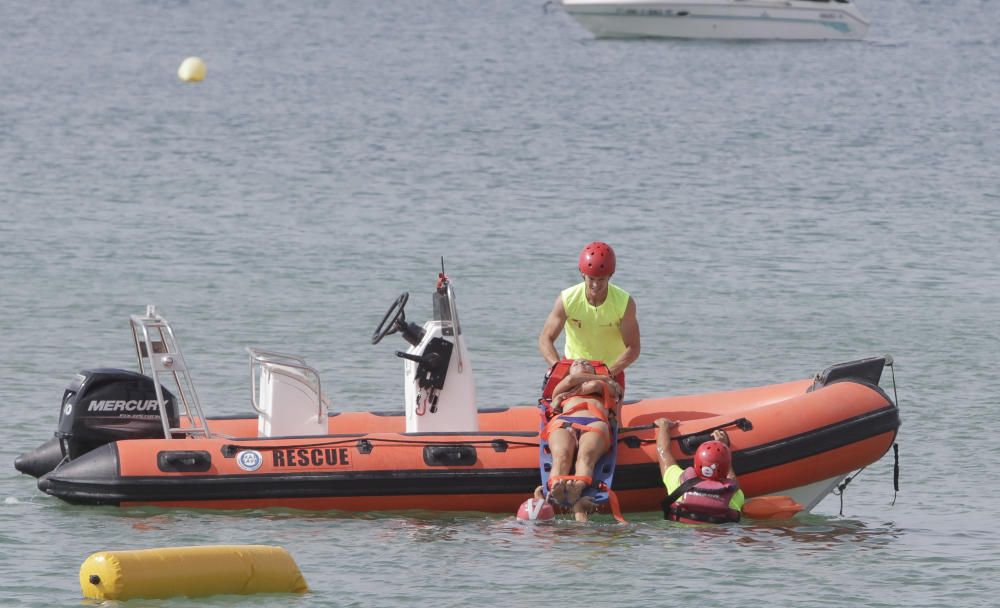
left=58, top=368, right=178, bottom=459
left=15, top=368, right=177, bottom=478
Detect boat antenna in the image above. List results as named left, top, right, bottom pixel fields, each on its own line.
left=436, top=257, right=449, bottom=292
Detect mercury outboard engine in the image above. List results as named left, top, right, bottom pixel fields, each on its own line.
left=14, top=368, right=178, bottom=478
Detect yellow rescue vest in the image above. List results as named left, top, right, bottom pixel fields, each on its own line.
left=561, top=282, right=630, bottom=365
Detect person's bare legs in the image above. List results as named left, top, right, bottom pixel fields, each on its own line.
left=547, top=427, right=576, bottom=503
left=565, top=421, right=610, bottom=507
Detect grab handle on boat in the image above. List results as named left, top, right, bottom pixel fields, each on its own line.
left=679, top=434, right=714, bottom=454
left=157, top=450, right=212, bottom=473
left=619, top=417, right=753, bottom=453
left=678, top=418, right=752, bottom=454
left=423, top=445, right=477, bottom=466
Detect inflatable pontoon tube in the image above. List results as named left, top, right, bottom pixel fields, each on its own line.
left=79, top=544, right=308, bottom=600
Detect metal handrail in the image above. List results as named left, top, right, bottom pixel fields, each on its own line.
left=446, top=281, right=464, bottom=373
left=129, top=305, right=211, bottom=439
left=247, top=347, right=324, bottom=421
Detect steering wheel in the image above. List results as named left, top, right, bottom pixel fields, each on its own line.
left=371, top=292, right=409, bottom=345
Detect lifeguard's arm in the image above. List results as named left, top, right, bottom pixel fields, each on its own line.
left=712, top=429, right=738, bottom=480
left=538, top=295, right=567, bottom=367
left=654, top=418, right=679, bottom=479
left=608, top=297, right=640, bottom=377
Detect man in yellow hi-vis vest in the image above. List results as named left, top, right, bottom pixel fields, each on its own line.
left=538, top=242, right=640, bottom=392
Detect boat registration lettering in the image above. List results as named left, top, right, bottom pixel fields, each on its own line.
left=272, top=448, right=350, bottom=468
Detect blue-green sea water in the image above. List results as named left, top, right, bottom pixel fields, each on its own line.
left=2, top=1, right=998, bottom=606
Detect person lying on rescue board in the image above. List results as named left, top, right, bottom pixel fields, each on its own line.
left=538, top=359, right=622, bottom=520
left=654, top=418, right=745, bottom=524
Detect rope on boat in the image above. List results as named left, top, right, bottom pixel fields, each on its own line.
left=221, top=436, right=541, bottom=457
left=833, top=466, right=867, bottom=516
left=617, top=417, right=753, bottom=451
left=222, top=415, right=755, bottom=462
left=886, top=353, right=900, bottom=409
left=223, top=418, right=749, bottom=456
left=892, top=442, right=900, bottom=506
left=885, top=354, right=901, bottom=506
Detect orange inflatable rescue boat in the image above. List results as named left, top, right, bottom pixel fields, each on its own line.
left=15, top=272, right=900, bottom=516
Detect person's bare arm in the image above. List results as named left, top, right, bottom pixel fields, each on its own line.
left=551, top=372, right=615, bottom=397
left=551, top=374, right=617, bottom=410
left=608, top=297, right=640, bottom=377
left=712, top=429, right=737, bottom=479
left=654, top=418, right=679, bottom=478
left=538, top=295, right=567, bottom=367
left=579, top=378, right=621, bottom=402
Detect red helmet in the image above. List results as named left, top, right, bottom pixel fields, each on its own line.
left=693, top=440, right=731, bottom=481
left=516, top=497, right=555, bottom=521
left=578, top=242, right=616, bottom=276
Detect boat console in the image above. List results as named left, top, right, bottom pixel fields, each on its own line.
left=372, top=270, right=478, bottom=433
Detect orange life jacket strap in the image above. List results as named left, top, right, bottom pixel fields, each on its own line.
left=598, top=481, right=627, bottom=524
left=541, top=359, right=613, bottom=400
left=541, top=416, right=611, bottom=451
left=560, top=398, right=607, bottom=418
left=543, top=381, right=617, bottom=420
left=547, top=475, right=593, bottom=490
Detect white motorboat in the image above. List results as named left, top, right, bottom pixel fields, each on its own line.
left=560, top=0, right=870, bottom=40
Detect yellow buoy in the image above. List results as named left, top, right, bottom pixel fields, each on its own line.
left=177, top=56, right=207, bottom=82
left=79, top=545, right=308, bottom=600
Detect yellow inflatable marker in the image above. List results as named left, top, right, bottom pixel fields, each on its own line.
left=177, top=56, right=207, bottom=82
left=80, top=545, right=308, bottom=600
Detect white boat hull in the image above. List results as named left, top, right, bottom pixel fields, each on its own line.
left=561, top=0, right=870, bottom=40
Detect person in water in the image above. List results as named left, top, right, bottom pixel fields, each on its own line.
left=539, top=359, right=622, bottom=521
left=538, top=241, right=640, bottom=393
left=654, top=418, right=745, bottom=523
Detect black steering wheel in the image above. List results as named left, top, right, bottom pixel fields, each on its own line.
left=371, top=292, right=409, bottom=345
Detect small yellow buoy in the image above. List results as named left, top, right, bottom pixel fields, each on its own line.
left=80, top=545, right=308, bottom=600
left=177, top=56, right=207, bottom=82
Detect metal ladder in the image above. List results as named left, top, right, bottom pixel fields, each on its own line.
left=129, top=305, right=211, bottom=439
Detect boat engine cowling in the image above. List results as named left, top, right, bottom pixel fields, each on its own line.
left=56, top=368, right=178, bottom=460
left=16, top=369, right=180, bottom=478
